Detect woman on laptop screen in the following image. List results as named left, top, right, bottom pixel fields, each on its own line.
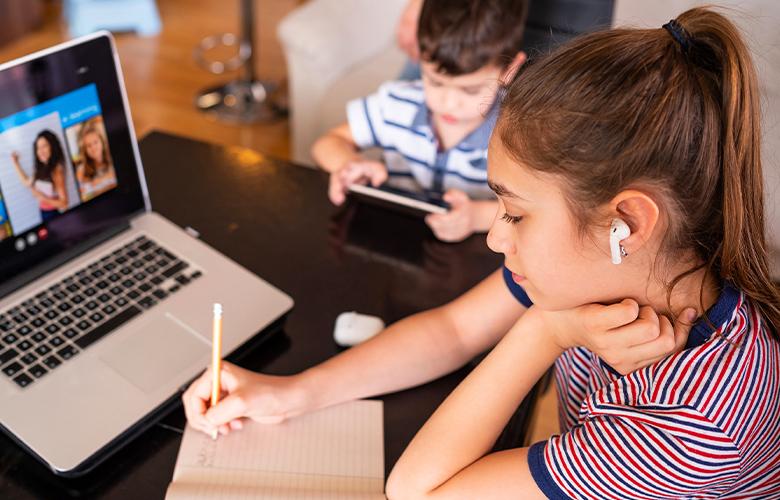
left=72, top=118, right=118, bottom=202
left=10, top=130, right=69, bottom=222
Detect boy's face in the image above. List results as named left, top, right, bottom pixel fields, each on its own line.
left=420, top=61, right=505, bottom=129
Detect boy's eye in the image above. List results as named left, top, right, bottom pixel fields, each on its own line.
left=500, top=213, right=524, bottom=224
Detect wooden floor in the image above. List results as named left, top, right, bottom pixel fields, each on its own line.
left=1, top=0, right=560, bottom=447
left=0, top=0, right=299, bottom=159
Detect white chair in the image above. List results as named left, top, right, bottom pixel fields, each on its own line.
left=277, top=0, right=408, bottom=166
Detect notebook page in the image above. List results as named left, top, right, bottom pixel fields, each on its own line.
left=166, top=400, right=385, bottom=499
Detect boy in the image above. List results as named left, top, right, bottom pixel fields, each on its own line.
left=311, top=0, right=527, bottom=242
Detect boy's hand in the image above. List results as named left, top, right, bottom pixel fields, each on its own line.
left=328, top=160, right=388, bottom=206
left=531, top=300, right=697, bottom=374
left=182, top=361, right=309, bottom=437
left=424, top=189, right=476, bottom=242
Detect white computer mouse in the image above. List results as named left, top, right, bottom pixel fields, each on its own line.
left=333, top=311, right=385, bottom=347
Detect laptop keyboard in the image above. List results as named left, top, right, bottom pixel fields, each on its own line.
left=0, top=235, right=202, bottom=389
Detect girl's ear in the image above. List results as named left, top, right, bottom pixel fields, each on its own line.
left=500, top=52, right=527, bottom=84
left=609, top=190, right=660, bottom=257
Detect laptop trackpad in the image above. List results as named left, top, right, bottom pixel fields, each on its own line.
left=99, top=315, right=209, bottom=394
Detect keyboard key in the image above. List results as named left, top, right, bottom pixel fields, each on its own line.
left=39, top=297, right=54, bottom=308
left=116, top=256, right=128, bottom=265
left=162, top=261, right=187, bottom=278
left=168, top=285, right=181, bottom=293
left=73, top=308, right=86, bottom=318
left=52, top=291, right=67, bottom=301
left=139, top=297, right=156, bottom=309
left=89, top=312, right=104, bottom=323
left=120, top=266, right=133, bottom=275
left=3, top=362, right=23, bottom=376
left=109, top=286, right=123, bottom=295
left=97, top=293, right=112, bottom=303
left=75, top=306, right=142, bottom=349
left=20, top=352, right=37, bottom=365
left=151, top=276, right=163, bottom=285
left=31, top=332, right=46, bottom=343
left=152, top=289, right=168, bottom=300
left=115, top=297, right=129, bottom=307
left=59, top=316, right=73, bottom=327
left=57, top=345, right=78, bottom=360
left=17, top=340, right=32, bottom=351
left=16, top=325, right=32, bottom=336
left=190, top=270, right=203, bottom=280
left=43, top=356, right=61, bottom=369
left=49, top=336, right=65, bottom=348
left=29, top=364, right=47, bottom=378
left=45, top=324, right=61, bottom=334
left=138, top=240, right=154, bottom=251
left=127, top=290, right=141, bottom=300
left=31, top=317, right=45, bottom=328
left=26, top=305, right=42, bottom=316
left=76, top=320, right=91, bottom=331
left=0, top=320, right=12, bottom=332
left=91, top=269, right=105, bottom=279
left=34, top=345, right=52, bottom=356
left=131, top=260, right=144, bottom=269
left=85, top=301, right=99, bottom=310
left=139, top=283, right=152, bottom=293
left=72, top=294, right=85, bottom=304
left=63, top=328, right=79, bottom=339
left=57, top=302, right=72, bottom=312
left=84, top=287, right=97, bottom=297
left=44, top=310, right=59, bottom=320
left=0, top=348, right=19, bottom=365
left=11, top=313, right=28, bottom=324
left=95, top=280, right=110, bottom=290
left=66, top=284, right=79, bottom=293
left=175, top=275, right=191, bottom=285
left=13, top=373, right=33, bottom=388
left=2, top=333, right=18, bottom=344
left=134, top=272, right=147, bottom=281
left=122, top=279, right=135, bottom=288
left=102, top=305, right=117, bottom=315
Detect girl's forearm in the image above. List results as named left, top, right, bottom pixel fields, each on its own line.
left=387, top=310, right=561, bottom=496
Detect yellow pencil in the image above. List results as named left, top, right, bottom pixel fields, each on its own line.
left=210, top=303, right=223, bottom=440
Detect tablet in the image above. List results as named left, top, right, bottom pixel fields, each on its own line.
left=347, top=184, right=450, bottom=217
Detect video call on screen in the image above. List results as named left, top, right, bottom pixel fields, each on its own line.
left=0, top=84, right=119, bottom=245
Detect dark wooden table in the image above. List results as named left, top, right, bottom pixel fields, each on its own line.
left=0, top=131, right=531, bottom=499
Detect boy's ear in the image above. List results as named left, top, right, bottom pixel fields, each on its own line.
left=500, top=52, right=527, bottom=84
left=609, top=190, right=660, bottom=256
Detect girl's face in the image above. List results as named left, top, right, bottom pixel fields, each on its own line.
left=420, top=61, right=505, bottom=129
left=83, top=131, right=104, bottom=162
left=36, top=137, right=52, bottom=164
left=486, top=138, right=628, bottom=310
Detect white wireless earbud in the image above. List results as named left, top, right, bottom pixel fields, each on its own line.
left=610, top=218, right=630, bottom=265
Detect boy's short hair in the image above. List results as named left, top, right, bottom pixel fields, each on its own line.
left=418, top=0, right=529, bottom=76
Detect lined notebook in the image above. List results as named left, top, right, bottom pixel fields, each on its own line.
left=165, top=400, right=385, bottom=500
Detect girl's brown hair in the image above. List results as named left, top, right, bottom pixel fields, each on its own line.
left=78, top=121, right=112, bottom=180
left=497, top=7, right=780, bottom=337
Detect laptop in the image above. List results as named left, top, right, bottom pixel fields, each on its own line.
left=0, top=32, right=294, bottom=476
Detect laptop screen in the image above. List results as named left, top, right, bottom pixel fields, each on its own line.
left=0, top=34, right=146, bottom=296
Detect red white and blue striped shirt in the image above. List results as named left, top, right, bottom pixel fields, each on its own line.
left=502, top=268, right=780, bottom=499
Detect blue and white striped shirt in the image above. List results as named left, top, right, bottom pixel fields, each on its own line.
left=346, top=80, right=497, bottom=199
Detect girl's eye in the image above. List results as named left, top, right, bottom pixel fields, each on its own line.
left=462, top=87, right=482, bottom=95
left=500, top=213, right=523, bottom=224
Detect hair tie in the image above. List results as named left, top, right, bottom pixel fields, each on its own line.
left=663, top=19, right=690, bottom=54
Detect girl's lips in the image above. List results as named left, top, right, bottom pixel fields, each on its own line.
left=511, top=272, right=526, bottom=284
left=440, top=114, right=458, bottom=124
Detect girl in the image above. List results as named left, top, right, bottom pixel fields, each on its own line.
left=11, top=130, right=69, bottom=222
left=387, top=7, right=780, bottom=499
left=75, top=121, right=116, bottom=201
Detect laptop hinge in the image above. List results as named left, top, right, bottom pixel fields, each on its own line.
left=0, top=219, right=135, bottom=301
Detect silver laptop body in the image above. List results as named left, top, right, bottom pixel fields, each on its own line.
left=0, top=32, right=293, bottom=475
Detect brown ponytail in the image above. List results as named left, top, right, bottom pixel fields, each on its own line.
left=497, top=7, right=780, bottom=336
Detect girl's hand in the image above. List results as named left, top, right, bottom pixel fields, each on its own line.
left=182, top=362, right=310, bottom=437
left=533, top=301, right=697, bottom=374
left=424, top=189, right=475, bottom=242
left=328, top=160, right=388, bottom=206
left=10, top=151, right=19, bottom=163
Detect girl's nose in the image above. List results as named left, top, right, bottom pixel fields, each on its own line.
left=486, top=217, right=516, bottom=255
